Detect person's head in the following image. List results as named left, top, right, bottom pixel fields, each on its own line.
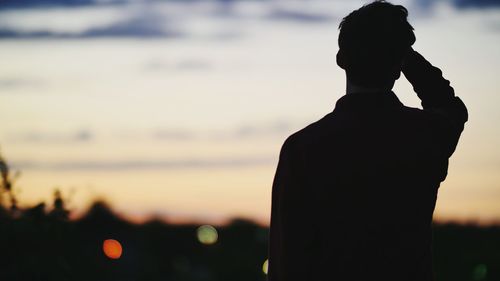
left=337, top=1, right=415, bottom=88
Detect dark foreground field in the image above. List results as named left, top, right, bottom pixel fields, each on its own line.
left=0, top=197, right=499, bottom=281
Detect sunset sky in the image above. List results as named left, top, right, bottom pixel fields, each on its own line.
left=1, top=0, right=499, bottom=225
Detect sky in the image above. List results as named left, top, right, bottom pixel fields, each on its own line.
left=0, top=0, right=499, bottom=225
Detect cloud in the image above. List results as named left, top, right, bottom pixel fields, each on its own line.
left=266, top=9, right=335, bottom=23
left=0, top=15, right=183, bottom=39
left=488, top=20, right=500, bottom=31
left=143, top=59, right=213, bottom=72
left=151, top=121, right=294, bottom=141
left=412, top=0, right=500, bottom=10
left=8, top=129, right=94, bottom=144
left=231, top=121, right=292, bottom=139
left=175, top=59, right=213, bottom=71
left=7, top=120, right=293, bottom=145
left=78, top=16, right=182, bottom=38
left=152, top=129, right=196, bottom=141
left=450, top=0, right=500, bottom=9
left=11, top=156, right=275, bottom=171
left=0, top=0, right=124, bottom=10
left=0, top=0, right=341, bottom=40
left=0, top=78, right=45, bottom=90
left=0, top=29, right=51, bottom=39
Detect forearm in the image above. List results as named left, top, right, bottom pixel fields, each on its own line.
left=402, top=50, right=456, bottom=108
left=402, top=50, right=468, bottom=159
left=402, top=50, right=468, bottom=127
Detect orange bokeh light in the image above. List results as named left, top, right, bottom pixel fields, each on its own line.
left=103, top=239, right=123, bottom=259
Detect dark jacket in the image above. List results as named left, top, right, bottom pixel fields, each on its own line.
left=268, top=52, right=468, bottom=281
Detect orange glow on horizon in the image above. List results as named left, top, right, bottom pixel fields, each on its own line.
left=103, top=239, right=123, bottom=259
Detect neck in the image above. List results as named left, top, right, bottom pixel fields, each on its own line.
left=346, top=80, right=393, bottom=95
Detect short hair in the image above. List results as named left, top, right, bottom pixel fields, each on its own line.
left=338, top=1, right=415, bottom=87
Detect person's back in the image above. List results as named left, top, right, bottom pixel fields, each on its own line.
left=268, top=1, right=468, bottom=281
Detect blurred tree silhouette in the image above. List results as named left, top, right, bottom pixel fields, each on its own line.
left=0, top=150, right=498, bottom=281
left=0, top=149, right=20, bottom=214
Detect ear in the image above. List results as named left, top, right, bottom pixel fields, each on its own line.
left=336, top=50, right=347, bottom=70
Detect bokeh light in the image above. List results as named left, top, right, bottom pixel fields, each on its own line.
left=196, top=225, right=218, bottom=245
left=262, top=259, right=269, bottom=275
left=103, top=239, right=123, bottom=259
left=472, top=264, right=488, bottom=280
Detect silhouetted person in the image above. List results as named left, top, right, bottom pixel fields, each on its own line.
left=268, top=1, right=468, bottom=281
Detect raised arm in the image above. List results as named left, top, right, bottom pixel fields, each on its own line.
left=402, top=49, right=468, bottom=158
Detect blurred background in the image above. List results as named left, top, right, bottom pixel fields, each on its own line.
left=0, top=0, right=499, bottom=280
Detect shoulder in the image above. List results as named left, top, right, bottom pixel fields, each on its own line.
left=280, top=113, right=334, bottom=155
